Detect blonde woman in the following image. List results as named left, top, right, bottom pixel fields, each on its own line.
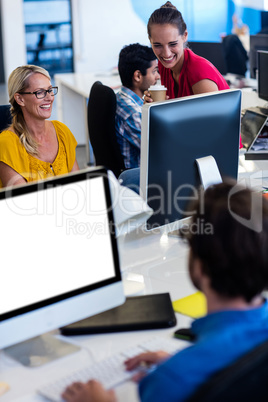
left=0, top=65, right=79, bottom=188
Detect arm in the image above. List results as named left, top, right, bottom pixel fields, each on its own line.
left=192, top=79, right=219, bottom=95
left=71, top=159, right=80, bottom=172
left=125, top=351, right=170, bottom=382
left=61, top=352, right=170, bottom=402
left=145, top=79, right=217, bottom=101
left=62, top=379, right=116, bottom=402
left=0, top=162, right=27, bottom=188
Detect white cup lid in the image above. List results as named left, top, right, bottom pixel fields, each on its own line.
left=149, top=79, right=167, bottom=91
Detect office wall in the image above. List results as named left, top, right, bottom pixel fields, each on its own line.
left=0, top=0, right=26, bottom=83
left=233, top=0, right=268, bottom=10
left=0, top=0, right=264, bottom=82
left=0, top=3, right=5, bottom=83
left=67, top=0, right=264, bottom=73
left=71, top=0, right=149, bottom=73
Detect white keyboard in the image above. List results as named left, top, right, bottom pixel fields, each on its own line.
left=38, top=336, right=183, bottom=402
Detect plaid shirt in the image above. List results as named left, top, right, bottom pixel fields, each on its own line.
left=115, top=86, right=143, bottom=169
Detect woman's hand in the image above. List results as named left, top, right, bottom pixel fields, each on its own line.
left=62, top=379, right=116, bottom=402
left=124, top=351, right=170, bottom=382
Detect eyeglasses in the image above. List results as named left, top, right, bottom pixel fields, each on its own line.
left=19, top=86, right=58, bottom=99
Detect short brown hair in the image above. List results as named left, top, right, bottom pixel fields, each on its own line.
left=181, top=181, right=268, bottom=302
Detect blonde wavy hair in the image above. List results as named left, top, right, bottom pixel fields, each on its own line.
left=8, top=65, right=51, bottom=156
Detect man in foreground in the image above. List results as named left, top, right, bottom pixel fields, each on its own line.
left=62, top=180, right=268, bottom=401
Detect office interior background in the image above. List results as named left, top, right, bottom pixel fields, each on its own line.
left=0, top=0, right=267, bottom=87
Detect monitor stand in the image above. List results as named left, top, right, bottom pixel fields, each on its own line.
left=168, top=156, right=222, bottom=238
left=3, top=333, right=80, bottom=367
left=195, top=155, right=222, bottom=190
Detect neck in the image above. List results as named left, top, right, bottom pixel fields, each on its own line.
left=205, top=287, right=263, bottom=314
left=24, top=117, right=47, bottom=141
left=129, top=86, right=143, bottom=100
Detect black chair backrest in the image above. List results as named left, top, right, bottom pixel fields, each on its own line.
left=87, top=81, right=125, bottom=178
left=187, top=339, right=268, bottom=402
left=0, top=104, right=12, bottom=132
left=222, top=34, right=248, bottom=77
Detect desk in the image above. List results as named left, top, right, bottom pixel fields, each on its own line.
left=241, top=87, right=267, bottom=111
left=54, top=72, right=122, bottom=165
left=1, top=155, right=268, bottom=402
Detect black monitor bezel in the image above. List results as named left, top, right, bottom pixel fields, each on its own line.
left=258, top=50, right=268, bottom=102
left=249, top=34, right=268, bottom=79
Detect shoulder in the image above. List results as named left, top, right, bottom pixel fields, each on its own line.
left=185, top=48, right=213, bottom=70
left=184, top=48, right=229, bottom=88
left=51, top=120, right=71, bottom=135
left=51, top=120, right=77, bottom=144
left=0, top=130, right=29, bottom=177
left=0, top=129, right=20, bottom=144
left=116, top=88, right=142, bottom=117
left=117, top=87, right=142, bottom=104
left=0, top=130, right=23, bottom=153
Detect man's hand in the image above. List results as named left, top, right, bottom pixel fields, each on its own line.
left=62, top=379, right=116, bottom=402
left=143, top=90, right=153, bottom=103
left=125, top=351, right=170, bottom=382
left=143, top=90, right=169, bottom=104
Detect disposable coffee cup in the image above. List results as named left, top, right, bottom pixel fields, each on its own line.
left=148, top=83, right=167, bottom=102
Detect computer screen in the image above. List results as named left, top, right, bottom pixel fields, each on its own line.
left=140, top=90, right=241, bottom=231
left=0, top=167, right=125, bottom=350
left=187, top=42, right=227, bottom=75
left=258, top=50, right=268, bottom=102
left=249, top=34, right=268, bottom=78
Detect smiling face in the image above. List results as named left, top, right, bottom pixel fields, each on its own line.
left=140, top=59, right=160, bottom=92
left=15, top=73, right=54, bottom=121
left=149, top=23, right=188, bottom=73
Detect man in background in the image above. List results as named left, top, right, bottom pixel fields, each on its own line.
left=115, top=43, right=160, bottom=169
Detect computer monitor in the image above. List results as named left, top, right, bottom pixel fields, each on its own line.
left=249, top=34, right=268, bottom=78
left=0, top=167, right=125, bottom=352
left=140, top=89, right=241, bottom=231
left=187, top=41, right=227, bottom=75
left=258, top=50, right=268, bottom=102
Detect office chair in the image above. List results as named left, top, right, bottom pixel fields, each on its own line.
left=187, top=339, right=268, bottom=402
left=222, top=34, right=248, bottom=77
left=0, top=104, right=12, bottom=132
left=87, top=81, right=125, bottom=178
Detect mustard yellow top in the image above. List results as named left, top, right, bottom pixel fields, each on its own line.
left=0, top=121, right=77, bottom=188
